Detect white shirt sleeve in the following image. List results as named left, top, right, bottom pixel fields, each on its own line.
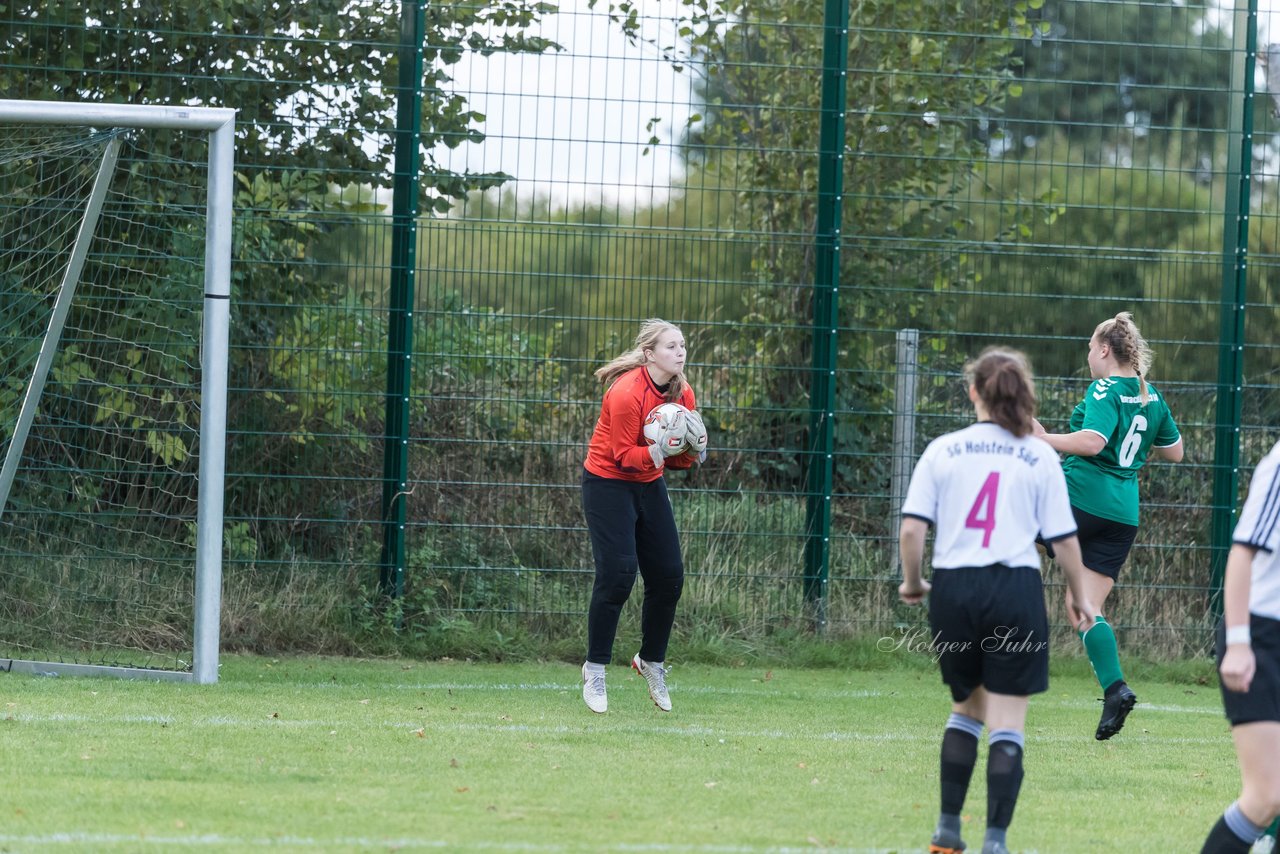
left=1037, top=455, right=1077, bottom=542
left=1234, top=443, right=1280, bottom=553
left=901, top=442, right=939, bottom=525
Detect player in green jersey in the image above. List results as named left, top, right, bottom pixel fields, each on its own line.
left=1033, top=312, right=1184, bottom=740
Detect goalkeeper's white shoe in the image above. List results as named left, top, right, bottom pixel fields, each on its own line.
left=582, top=663, right=607, bottom=714
left=632, top=654, right=672, bottom=711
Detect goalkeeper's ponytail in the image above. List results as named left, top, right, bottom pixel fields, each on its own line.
left=966, top=347, right=1037, bottom=437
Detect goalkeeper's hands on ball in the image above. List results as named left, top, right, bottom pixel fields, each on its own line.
left=683, top=409, right=709, bottom=464
left=648, top=418, right=689, bottom=468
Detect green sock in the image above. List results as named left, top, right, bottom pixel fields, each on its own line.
left=1081, top=616, right=1124, bottom=691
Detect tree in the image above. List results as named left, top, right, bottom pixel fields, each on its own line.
left=0, top=1, right=559, bottom=553
left=999, top=0, right=1233, bottom=165
left=0, top=1, right=557, bottom=209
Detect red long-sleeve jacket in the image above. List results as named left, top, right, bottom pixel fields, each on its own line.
left=583, top=366, right=696, bottom=482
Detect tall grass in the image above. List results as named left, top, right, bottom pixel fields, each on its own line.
left=0, top=481, right=1223, bottom=665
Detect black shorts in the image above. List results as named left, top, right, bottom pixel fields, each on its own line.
left=928, top=565, right=1051, bottom=702
left=1040, top=507, right=1138, bottom=580
left=1217, top=615, right=1280, bottom=726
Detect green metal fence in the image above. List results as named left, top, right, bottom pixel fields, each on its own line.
left=2, top=0, right=1278, bottom=660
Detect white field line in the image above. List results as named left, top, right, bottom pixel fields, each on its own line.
left=0, top=835, right=942, bottom=853
left=4, top=710, right=1226, bottom=745
left=1132, top=703, right=1222, bottom=714
left=397, top=720, right=1229, bottom=745
left=388, top=682, right=885, bottom=699
left=2, top=681, right=1223, bottom=742
left=328, top=680, right=1231, bottom=719
left=244, top=679, right=1225, bottom=713
left=391, top=681, right=1224, bottom=713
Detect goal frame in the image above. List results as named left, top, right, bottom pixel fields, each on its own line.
left=0, top=99, right=234, bottom=684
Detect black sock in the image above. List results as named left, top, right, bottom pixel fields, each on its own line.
left=940, top=725, right=979, bottom=817
left=1201, top=815, right=1254, bottom=853
left=1201, top=807, right=1262, bottom=854
left=986, top=737, right=1025, bottom=831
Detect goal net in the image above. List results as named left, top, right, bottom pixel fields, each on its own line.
left=0, top=101, right=233, bottom=683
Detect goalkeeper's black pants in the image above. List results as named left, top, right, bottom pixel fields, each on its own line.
left=582, top=469, right=685, bottom=665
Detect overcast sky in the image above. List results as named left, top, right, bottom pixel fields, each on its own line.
left=438, top=0, right=695, bottom=209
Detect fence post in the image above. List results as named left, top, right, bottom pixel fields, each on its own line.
left=889, top=330, right=919, bottom=573
left=802, top=0, right=851, bottom=632
left=380, top=0, right=425, bottom=600
left=1210, top=0, right=1258, bottom=615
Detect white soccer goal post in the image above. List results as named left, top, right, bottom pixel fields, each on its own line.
left=0, top=100, right=233, bottom=683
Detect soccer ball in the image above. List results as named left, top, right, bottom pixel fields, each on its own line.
left=643, top=402, right=689, bottom=453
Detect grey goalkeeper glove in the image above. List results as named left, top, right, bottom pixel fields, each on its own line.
left=683, top=410, right=708, bottom=457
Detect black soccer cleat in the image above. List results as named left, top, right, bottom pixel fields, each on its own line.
left=1095, top=681, right=1137, bottom=740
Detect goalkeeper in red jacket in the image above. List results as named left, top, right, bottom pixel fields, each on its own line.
left=579, top=319, right=708, bottom=715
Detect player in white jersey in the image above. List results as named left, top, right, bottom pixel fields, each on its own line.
left=899, top=347, right=1098, bottom=854
left=1200, top=439, right=1280, bottom=853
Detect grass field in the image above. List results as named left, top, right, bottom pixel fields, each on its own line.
left=0, top=653, right=1248, bottom=852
